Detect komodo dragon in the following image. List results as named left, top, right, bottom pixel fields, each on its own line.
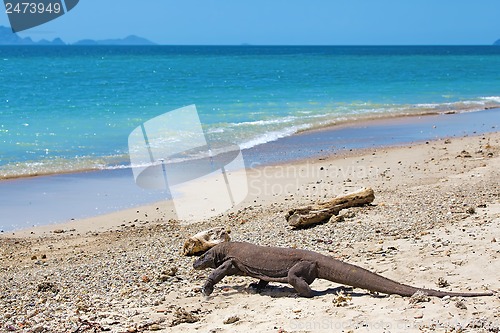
left=193, top=241, right=493, bottom=298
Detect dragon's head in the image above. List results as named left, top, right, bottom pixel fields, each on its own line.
left=193, top=244, right=225, bottom=269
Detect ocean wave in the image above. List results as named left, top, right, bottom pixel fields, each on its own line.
left=206, top=127, right=225, bottom=134
left=0, top=155, right=129, bottom=180
left=228, top=116, right=298, bottom=127
left=416, top=97, right=500, bottom=109
left=2, top=97, right=499, bottom=180
left=235, top=98, right=500, bottom=151
left=479, top=96, right=500, bottom=103
left=238, top=124, right=311, bottom=150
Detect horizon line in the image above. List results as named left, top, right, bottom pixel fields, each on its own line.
left=1, top=42, right=500, bottom=46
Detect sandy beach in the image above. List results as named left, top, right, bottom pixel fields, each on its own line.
left=1, top=129, right=500, bottom=332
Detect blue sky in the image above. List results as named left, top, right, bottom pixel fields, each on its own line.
left=1, top=0, right=499, bottom=45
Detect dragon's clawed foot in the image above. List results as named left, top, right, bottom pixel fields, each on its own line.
left=202, top=283, right=214, bottom=296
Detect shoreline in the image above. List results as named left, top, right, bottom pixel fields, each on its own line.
left=1, top=106, right=498, bottom=182
left=244, top=107, right=500, bottom=166
left=1, top=108, right=499, bottom=234
left=294, top=104, right=500, bottom=136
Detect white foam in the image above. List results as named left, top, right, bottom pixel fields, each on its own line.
left=206, top=127, right=225, bottom=134
left=229, top=116, right=297, bottom=127
left=239, top=124, right=311, bottom=150
left=479, top=96, right=500, bottom=103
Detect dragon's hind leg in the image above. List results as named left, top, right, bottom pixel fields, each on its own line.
left=287, top=261, right=319, bottom=298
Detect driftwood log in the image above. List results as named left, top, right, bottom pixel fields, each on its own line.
left=286, top=187, right=375, bottom=228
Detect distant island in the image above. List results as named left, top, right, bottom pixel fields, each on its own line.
left=72, top=35, right=156, bottom=46
left=494, top=39, right=500, bottom=46
left=0, top=26, right=156, bottom=45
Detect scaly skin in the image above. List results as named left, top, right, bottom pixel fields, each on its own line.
left=193, top=241, right=494, bottom=298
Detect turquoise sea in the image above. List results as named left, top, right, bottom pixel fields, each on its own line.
left=1, top=45, right=500, bottom=180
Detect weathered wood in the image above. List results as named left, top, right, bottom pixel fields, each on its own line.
left=286, top=187, right=375, bottom=228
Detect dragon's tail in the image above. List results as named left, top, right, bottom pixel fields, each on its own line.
left=317, top=256, right=493, bottom=297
